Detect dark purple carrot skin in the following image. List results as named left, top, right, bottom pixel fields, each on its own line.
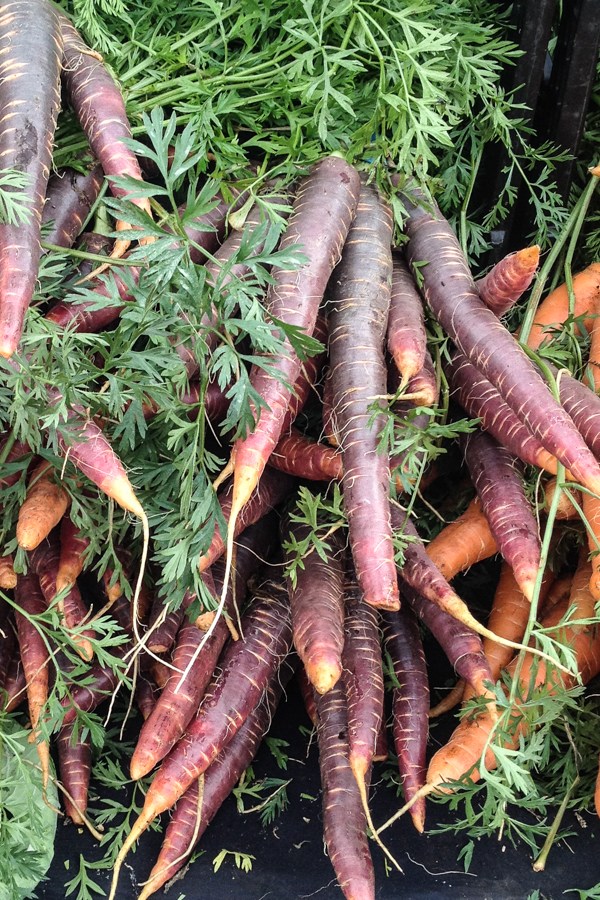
left=462, top=430, right=541, bottom=600
left=0, top=0, right=63, bottom=357
left=135, top=670, right=160, bottom=721
left=145, top=591, right=190, bottom=655
left=60, top=645, right=128, bottom=725
left=270, top=429, right=343, bottom=481
left=402, top=584, right=494, bottom=698
left=285, top=523, right=345, bottom=694
left=139, top=666, right=291, bottom=899
left=387, top=252, right=427, bottom=382
left=199, top=467, right=294, bottom=572
left=316, top=679, right=375, bottom=900
left=281, top=313, right=329, bottom=435
left=328, top=182, right=398, bottom=611
left=554, top=365, right=600, bottom=459
left=42, top=165, right=105, bottom=249
left=382, top=607, right=429, bottom=832
left=130, top=522, right=274, bottom=779
left=447, top=350, right=558, bottom=472
left=229, top=157, right=361, bottom=509
left=135, top=577, right=293, bottom=817
left=297, top=665, right=318, bottom=726
left=58, top=15, right=145, bottom=213
left=402, top=189, right=600, bottom=494
left=0, top=605, right=16, bottom=690
left=342, top=577, right=385, bottom=786
left=57, top=723, right=92, bottom=824
left=44, top=261, right=139, bottom=332
left=0, top=433, right=31, bottom=489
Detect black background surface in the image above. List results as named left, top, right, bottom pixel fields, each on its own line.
left=38, top=677, right=600, bottom=900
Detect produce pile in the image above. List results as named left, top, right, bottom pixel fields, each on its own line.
left=0, top=1, right=599, bottom=898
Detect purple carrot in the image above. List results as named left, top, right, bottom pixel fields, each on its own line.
left=57, top=723, right=92, bottom=824
left=447, top=350, right=559, bottom=473
left=137, top=662, right=292, bottom=900
left=0, top=0, right=63, bottom=356
left=387, top=251, right=427, bottom=382
left=42, top=164, right=105, bottom=249
left=60, top=645, right=128, bottom=725
left=285, top=523, right=345, bottom=694
left=3, top=652, right=26, bottom=713
left=270, top=429, right=343, bottom=481
left=328, top=181, right=398, bottom=611
left=402, top=188, right=600, bottom=495
left=316, top=679, right=375, bottom=900
left=382, top=606, right=429, bottom=833
left=109, top=577, right=293, bottom=898
left=462, top=430, right=541, bottom=601
left=199, top=466, right=294, bottom=573
left=475, top=246, right=540, bottom=316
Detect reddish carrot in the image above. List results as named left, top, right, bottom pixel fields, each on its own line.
left=387, top=252, right=427, bottom=382
left=220, top=157, right=360, bottom=608
left=328, top=181, right=398, bottom=611
left=523, top=262, right=600, bottom=350
left=60, top=645, right=128, bottom=725
left=109, top=577, right=292, bottom=898
left=402, top=189, right=600, bottom=495
left=0, top=433, right=31, bottom=489
left=45, top=259, right=140, bottom=332
left=447, top=351, right=559, bottom=474
left=476, top=246, right=540, bottom=316
left=16, top=461, right=70, bottom=552
left=270, top=429, right=343, bottom=481
left=56, top=724, right=92, bottom=825
left=14, top=574, right=52, bottom=789
left=462, top=430, right=541, bottom=601
left=42, top=164, right=104, bottom=249
left=382, top=606, right=429, bottom=832
left=138, top=667, right=290, bottom=900
left=135, top=670, right=160, bottom=721
left=56, top=515, right=91, bottom=595
left=316, top=679, right=375, bottom=900
left=30, top=534, right=94, bottom=662
left=198, top=467, right=293, bottom=573
left=3, top=653, right=26, bottom=713
left=0, top=0, right=63, bottom=356
left=59, top=13, right=152, bottom=259
left=145, top=591, right=192, bottom=656
left=543, top=477, right=581, bottom=520
left=297, top=665, right=318, bottom=726
left=286, top=524, right=345, bottom=694
left=321, top=366, right=340, bottom=447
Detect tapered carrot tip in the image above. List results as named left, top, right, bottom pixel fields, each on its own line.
left=409, top=799, right=426, bottom=834
left=428, top=680, right=465, bottom=719
left=0, top=336, right=18, bottom=359
left=518, top=245, right=541, bottom=266
left=306, top=661, right=342, bottom=695
left=104, top=475, right=145, bottom=518
left=108, top=807, right=157, bottom=900
left=590, top=165, right=600, bottom=177
left=130, top=749, right=154, bottom=781
left=518, top=574, right=538, bottom=605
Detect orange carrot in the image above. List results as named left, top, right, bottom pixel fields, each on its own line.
left=476, top=246, right=540, bottom=316
left=0, top=555, right=17, bottom=590
left=425, top=497, right=498, bottom=582
left=543, top=477, right=582, bottom=520
left=16, top=461, right=70, bottom=551
left=524, top=262, right=600, bottom=350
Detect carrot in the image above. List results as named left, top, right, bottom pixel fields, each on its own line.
left=321, top=366, right=340, bottom=447
left=382, top=606, right=429, bottom=832
left=476, top=246, right=540, bottom=316
left=447, top=351, right=559, bottom=474
left=145, top=591, right=191, bottom=656
left=45, top=258, right=140, bottom=332
left=199, top=467, right=293, bottom=573
left=108, top=577, right=293, bottom=899
left=270, top=429, right=343, bottom=481
left=60, top=646, right=128, bottom=726
left=328, top=181, right=398, bottom=611
left=403, top=584, right=495, bottom=709
left=402, top=349, right=439, bottom=407
left=0, top=433, right=31, bottom=489
left=56, top=515, right=91, bottom=595
left=0, top=604, right=17, bottom=689
left=220, top=156, right=360, bottom=609
left=138, top=665, right=291, bottom=900
left=402, top=189, right=600, bottom=495
left=0, top=555, right=16, bottom=590
left=462, top=430, right=541, bottom=601
left=286, top=524, right=345, bottom=694
left=425, top=496, right=498, bottom=581
left=135, top=669, right=160, bottom=721
left=595, top=754, right=600, bottom=819
left=297, top=665, right=318, bottom=726
left=523, top=262, right=600, bottom=350
left=543, top=477, right=581, bottom=519
left=316, top=678, right=375, bottom=900
left=0, top=0, right=63, bottom=357
left=553, top=365, right=600, bottom=460
left=582, top=305, right=600, bottom=601
left=3, top=652, right=26, bottom=713
left=59, top=13, right=152, bottom=261
left=30, top=535, right=95, bottom=662
left=16, top=461, right=70, bottom=552
left=56, top=724, right=92, bottom=825
left=42, top=164, right=105, bottom=250
left=14, top=574, right=52, bottom=789
left=387, top=251, right=427, bottom=382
